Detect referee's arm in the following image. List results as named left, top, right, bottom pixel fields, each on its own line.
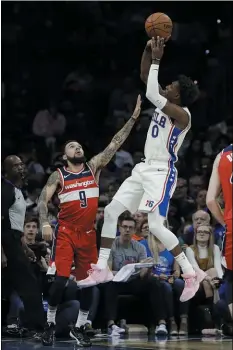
left=1, top=180, right=15, bottom=222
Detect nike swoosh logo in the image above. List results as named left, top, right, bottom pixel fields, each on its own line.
left=86, top=230, right=92, bottom=234
left=64, top=175, right=70, bottom=179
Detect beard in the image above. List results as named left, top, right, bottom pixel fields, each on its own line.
left=66, top=155, right=86, bottom=165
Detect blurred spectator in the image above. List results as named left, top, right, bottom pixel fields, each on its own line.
left=172, top=178, right=196, bottom=219
left=105, top=182, right=121, bottom=202
left=139, top=219, right=149, bottom=239
left=186, top=225, right=223, bottom=308
left=189, top=175, right=205, bottom=200
left=25, top=179, right=41, bottom=214
left=141, top=233, right=188, bottom=336
left=114, top=147, right=134, bottom=169
left=19, top=145, right=45, bottom=176
left=23, top=215, right=39, bottom=245
left=195, top=190, right=207, bottom=210
left=132, top=211, right=147, bottom=241
left=32, top=101, right=66, bottom=140
left=105, top=215, right=166, bottom=336
left=108, top=76, right=141, bottom=117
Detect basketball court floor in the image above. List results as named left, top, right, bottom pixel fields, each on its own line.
left=2, top=335, right=232, bottom=350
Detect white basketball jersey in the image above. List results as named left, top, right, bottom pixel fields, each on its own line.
left=144, top=107, right=191, bottom=163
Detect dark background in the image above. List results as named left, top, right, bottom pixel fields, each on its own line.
left=1, top=2, right=232, bottom=199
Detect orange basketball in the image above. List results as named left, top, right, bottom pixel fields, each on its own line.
left=145, top=12, right=173, bottom=39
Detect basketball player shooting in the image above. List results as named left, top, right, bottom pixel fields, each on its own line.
left=206, top=144, right=233, bottom=319
left=79, top=37, right=204, bottom=302
left=37, top=95, right=141, bottom=346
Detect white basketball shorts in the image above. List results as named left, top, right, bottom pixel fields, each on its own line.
left=113, top=161, right=177, bottom=217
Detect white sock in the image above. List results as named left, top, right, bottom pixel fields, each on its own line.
left=47, top=305, right=57, bottom=324
left=175, top=252, right=194, bottom=275
left=97, top=247, right=111, bottom=269
left=75, top=310, right=89, bottom=328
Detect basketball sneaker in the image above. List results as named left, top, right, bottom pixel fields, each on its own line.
left=41, top=322, right=55, bottom=346
left=77, top=264, right=113, bottom=288
left=180, top=268, right=206, bottom=302
left=70, top=325, right=92, bottom=347
left=108, top=324, right=125, bottom=336
left=155, top=324, right=168, bottom=335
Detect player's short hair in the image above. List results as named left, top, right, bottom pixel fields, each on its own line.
left=178, top=75, right=200, bottom=107
left=63, top=140, right=78, bottom=153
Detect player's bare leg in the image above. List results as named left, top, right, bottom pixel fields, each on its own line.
left=147, top=209, right=206, bottom=302
left=77, top=200, right=127, bottom=287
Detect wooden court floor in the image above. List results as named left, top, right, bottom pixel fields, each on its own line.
left=2, top=335, right=233, bottom=350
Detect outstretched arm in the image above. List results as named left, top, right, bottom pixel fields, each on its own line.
left=146, top=37, right=190, bottom=129
left=140, top=40, right=165, bottom=96
left=37, top=171, right=60, bottom=227
left=88, top=95, right=142, bottom=173
left=206, top=153, right=225, bottom=226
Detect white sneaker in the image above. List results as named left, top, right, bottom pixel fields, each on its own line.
left=108, top=325, right=125, bottom=336
left=155, top=324, right=168, bottom=335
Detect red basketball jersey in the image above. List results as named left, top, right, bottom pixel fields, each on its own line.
left=218, top=144, right=233, bottom=222
left=57, top=165, right=99, bottom=229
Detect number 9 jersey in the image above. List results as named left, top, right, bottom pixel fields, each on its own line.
left=144, top=107, right=191, bottom=163
left=57, top=165, right=99, bottom=230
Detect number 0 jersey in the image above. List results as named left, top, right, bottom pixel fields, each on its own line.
left=57, top=165, right=99, bottom=229
left=144, top=107, right=191, bottom=163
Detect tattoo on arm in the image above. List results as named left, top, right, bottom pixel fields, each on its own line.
left=89, top=117, right=136, bottom=171
left=38, top=171, right=59, bottom=226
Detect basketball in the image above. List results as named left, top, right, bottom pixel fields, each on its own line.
left=145, top=12, right=173, bottom=39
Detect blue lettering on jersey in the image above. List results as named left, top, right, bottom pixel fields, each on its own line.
left=152, top=111, right=166, bottom=128
left=151, top=112, right=167, bottom=138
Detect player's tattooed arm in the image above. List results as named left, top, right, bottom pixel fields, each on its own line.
left=37, top=171, right=60, bottom=226
left=88, top=95, right=142, bottom=172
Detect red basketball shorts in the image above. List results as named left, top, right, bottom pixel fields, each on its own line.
left=224, top=219, right=233, bottom=271
left=51, top=224, right=98, bottom=281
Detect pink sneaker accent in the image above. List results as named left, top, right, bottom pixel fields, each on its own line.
left=180, top=272, right=200, bottom=302
left=77, top=265, right=113, bottom=288
left=90, top=264, right=114, bottom=283
left=193, top=267, right=206, bottom=283
left=76, top=274, right=97, bottom=288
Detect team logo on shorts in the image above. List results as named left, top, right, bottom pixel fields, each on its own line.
left=145, top=200, right=154, bottom=208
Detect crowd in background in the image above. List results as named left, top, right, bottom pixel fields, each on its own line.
left=2, top=1, right=232, bottom=338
